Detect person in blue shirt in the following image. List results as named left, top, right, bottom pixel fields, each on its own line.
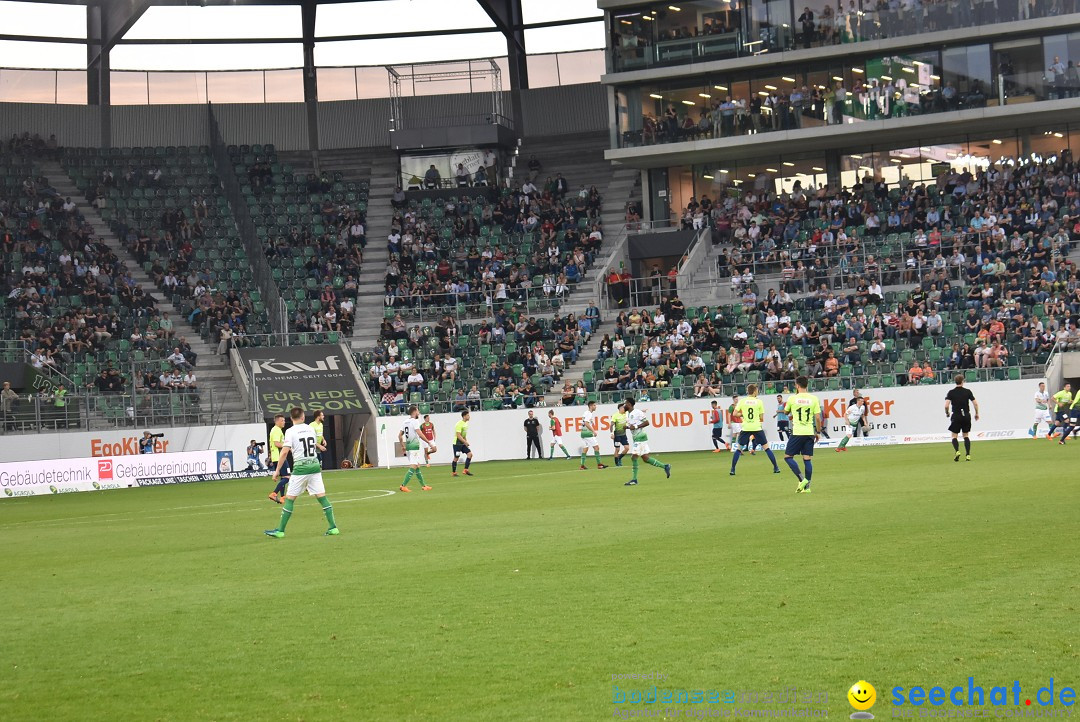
left=774, top=394, right=791, bottom=441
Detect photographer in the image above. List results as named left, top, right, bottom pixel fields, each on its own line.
left=246, top=440, right=266, bottom=471
left=139, top=431, right=162, bottom=454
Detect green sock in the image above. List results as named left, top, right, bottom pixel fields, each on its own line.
left=402, top=469, right=413, bottom=486
left=580, top=451, right=587, bottom=465
left=320, top=496, right=336, bottom=529
left=647, top=458, right=664, bottom=468
left=548, top=446, right=554, bottom=458
left=416, top=469, right=426, bottom=484
left=593, top=449, right=601, bottom=465
left=839, top=435, right=850, bottom=449
left=632, top=457, right=639, bottom=478
left=276, top=498, right=294, bottom=532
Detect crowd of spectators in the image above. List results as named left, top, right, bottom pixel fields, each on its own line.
left=235, top=147, right=364, bottom=338
left=365, top=300, right=603, bottom=412
left=382, top=173, right=604, bottom=316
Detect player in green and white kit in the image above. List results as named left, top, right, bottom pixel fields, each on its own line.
left=579, top=400, right=608, bottom=470
left=622, top=397, right=671, bottom=486
left=265, top=406, right=339, bottom=538
left=610, top=402, right=630, bottom=467
left=836, top=396, right=866, bottom=452
left=1030, top=382, right=1052, bottom=438
left=399, top=405, right=434, bottom=492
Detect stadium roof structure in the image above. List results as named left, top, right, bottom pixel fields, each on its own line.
left=3, top=0, right=601, bottom=99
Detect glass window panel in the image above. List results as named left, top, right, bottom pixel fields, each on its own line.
left=355, top=67, right=388, bottom=99
left=125, top=6, right=303, bottom=39
left=555, top=50, right=605, bottom=86
left=524, top=23, right=605, bottom=55
left=111, top=44, right=303, bottom=72
left=206, top=71, right=265, bottom=103
left=526, top=53, right=560, bottom=88
left=147, top=72, right=207, bottom=105
left=316, top=0, right=495, bottom=37
left=317, top=68, right=357, bottom=101
left=0, top=1, right=86, bottom=38
left=264, top=69, right=303, bottom=103
left=522, top=0, right=602, bottom=25
left=942, top=44, right=990, bottom=95
left=315, top=35, right=506, bottom=66
left=0, top=40, right=85, bottom=70
left=55, top=70, right=86, bottom=105
left=110, top=72, right=150, bottom=105
left=0, top=69, right=56, bottom=103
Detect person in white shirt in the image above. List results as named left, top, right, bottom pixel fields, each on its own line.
left=578, top=400, right=607, bottom=470
left=266, top=407, right=338, bottom=537
left=1031, top=382, right=1052, bottom=437
left=182, top=371, right=197, bottom=389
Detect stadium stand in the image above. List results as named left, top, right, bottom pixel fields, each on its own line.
left=14, top=143, right=260, bottom=424
left=577, top=157, right=1079, bottom=402
left=355, top=133, right=638, bottom=413
left=229, top=143, right=376, bottom=340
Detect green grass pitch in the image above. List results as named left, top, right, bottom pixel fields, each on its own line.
left=1, top=440, right=1077, bottom=721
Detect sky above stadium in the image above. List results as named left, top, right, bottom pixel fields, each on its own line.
left=0, top=0, right=604, bottom=70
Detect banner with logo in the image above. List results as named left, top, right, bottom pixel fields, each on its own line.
left=0, top=423, right=265, bottom=463
left=236, top=345, right=366, bottom=416
left=374, top=379, right=1038, bottom=466
left=0, top=450, right=235, bottom=498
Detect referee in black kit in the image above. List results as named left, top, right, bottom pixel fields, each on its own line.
left=945, top=374, right=980, bottom=462
left=524, top=410, right=543, bottom=460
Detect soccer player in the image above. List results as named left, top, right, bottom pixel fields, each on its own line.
left=1058, top=393, right=1080, bottom=445
left=729, top=384, right=781, bottom=476
left=579, top=400, right=608, bottom=470
left=1050, top=383, right=1072, bottom=438
left=836, top=396, right=866, bottom=452
left=1031, top=382, right=1052, bottom=438
left=783, top=376, right=822, bottom=493
left=267, top=413, right=291, bottom=504
left=310, top=409, right=326, bottom=465
left=451, top=410, right=474, bottom=476
left=728, top=394, right=743, bottom=450
left=264, top=407, right=338, bottom=538
left=399, top=405, right=434, bottom=492
left=610, top=402, right=630, bottom=466
left=945, top=374, right=979, bottom=462
left=622, top=397, right=671, bottom=486
left=420, top=413, right=436, bottom=466
left=774, top=395, right=790, bottom=441
left=547, top=409, right=571, bottom=460
left=709, top=400, right=729, bottom=452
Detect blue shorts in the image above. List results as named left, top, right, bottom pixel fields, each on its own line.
left=1057, top=410, right=1071, bottom=424
left=452, top=443, right=471, bottom=456
left=613, top=433, right=629, bottom=446
left=273, top=456, right=292, bottom=476
left=712, top=427, right=725, bottom=440
left=785, top=435, right=816, bottom=457
left=738, top=430, right=768, bottom=449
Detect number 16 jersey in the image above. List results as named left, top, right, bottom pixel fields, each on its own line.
left=284, top=422, right=322, bottom=474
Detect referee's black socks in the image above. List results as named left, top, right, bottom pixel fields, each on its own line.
left=951, top=439, right=960, bottom=452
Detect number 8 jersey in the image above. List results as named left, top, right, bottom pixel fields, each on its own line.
left=284, top=422, right=322, bottom=474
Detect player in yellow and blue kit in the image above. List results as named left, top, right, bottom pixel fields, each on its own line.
left=729, top=384, right=781, bottom=476
left=783, top=375, right=823, bottom=493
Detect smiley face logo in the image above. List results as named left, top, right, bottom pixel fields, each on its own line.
left=848, top=681, right=877, bottom=713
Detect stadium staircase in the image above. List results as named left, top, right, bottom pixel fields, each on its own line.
left=38, top=161, right=250, bottom=423
left=348, top=152, right=404, bottom=348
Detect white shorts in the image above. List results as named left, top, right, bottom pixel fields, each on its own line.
left=631, top=440, right=651, bottom=456
left=406, top=448, right=425, bottom=465
left=731, top=423, right=742, bottom=436
left=286, top=472, right=325, bottom=497
left=581, top=435, right=599, bottom=449
left=1034, top=409, right=1052, bottom=425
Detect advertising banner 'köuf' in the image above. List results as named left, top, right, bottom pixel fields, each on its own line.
left=236, top=345, right=366, bottom=416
